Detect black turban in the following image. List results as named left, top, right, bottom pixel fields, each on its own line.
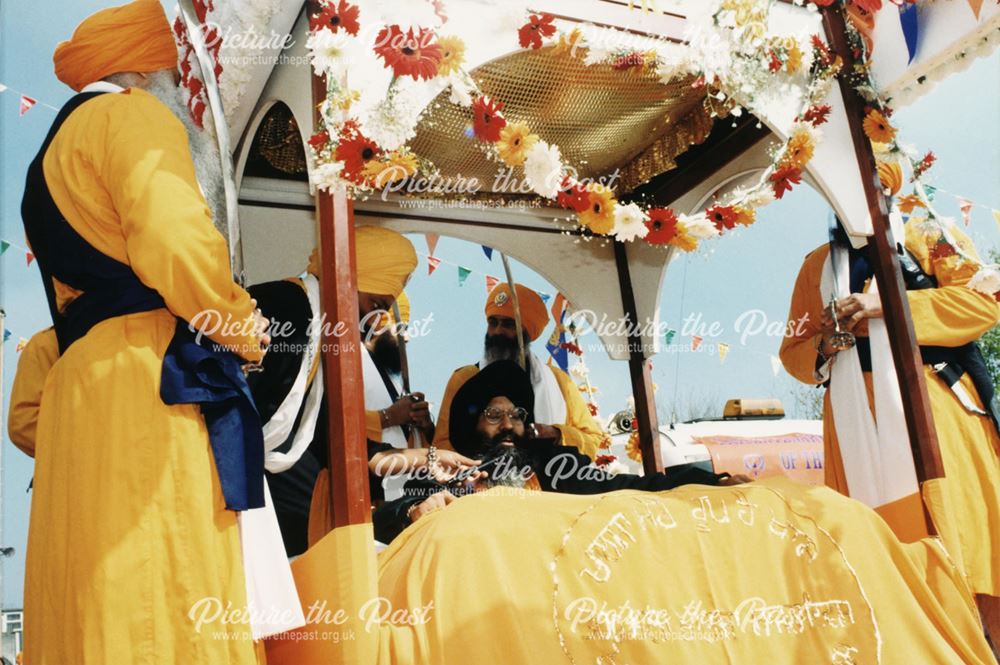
left=448, top=360, right=535, bottom=456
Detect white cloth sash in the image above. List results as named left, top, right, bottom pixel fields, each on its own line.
left=819, top=245, right=919, bottom=508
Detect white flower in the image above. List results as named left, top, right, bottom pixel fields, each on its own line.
left=361, top=88, right=421, bottom=151
left=570, top=362, right=590, bottom=380
left=523, top=141, right=563, bottom=199
left=612, top=202, right=649, bottom=242
left=969, top=267, right=1000, bottom=296
left=583, top=43, right=614, bottom=66
left=307, top=28, right=350, bottom=79
left=371, top=0, right=442, bottom=30
left=678, top=212, right=719, bottom=239
left=747, top=187, right=776, bottom=208
left=448, top=72, right=475, bottom=107
left=310, top=160, right=345, bottom=192
left=604, top=460, right=630, bottom=477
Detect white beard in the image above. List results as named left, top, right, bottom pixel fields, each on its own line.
left=143, top=71, right=229, bottom=240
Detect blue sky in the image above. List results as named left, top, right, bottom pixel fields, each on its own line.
left=1, top=1, right=998, bottom=608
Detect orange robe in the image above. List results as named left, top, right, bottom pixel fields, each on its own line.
left=780, top=223, right=1000, bottom=597
left=22, top=88, right=265, bottom=664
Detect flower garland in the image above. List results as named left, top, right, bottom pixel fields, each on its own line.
left=304, top=0, right=997, bottom=289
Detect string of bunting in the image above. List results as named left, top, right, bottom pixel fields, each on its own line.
left=0, top=83, right=60, bottom=116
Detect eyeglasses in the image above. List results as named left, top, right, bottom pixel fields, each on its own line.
left=482, top=406, right=528, bottom=425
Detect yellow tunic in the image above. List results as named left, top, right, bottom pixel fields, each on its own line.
left=8, top=327, right=58, bottom=458
left=779, top=223, right=1000, bottom=597
left=24, top=88, right=264, bottom=664
left=432, top=363, right=608, bottom=459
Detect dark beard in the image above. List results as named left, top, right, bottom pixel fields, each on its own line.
left=483, top=333, right=532, bottom=371
left=476, top=430, right=534, bottom=488
left=370, top=331, right=402, bottom=377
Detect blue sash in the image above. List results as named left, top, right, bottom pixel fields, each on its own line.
left=21, top=91, right=264, bottom=511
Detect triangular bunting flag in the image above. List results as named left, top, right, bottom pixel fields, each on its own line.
left=898, top=3, right=919, bottom=64
left=691, top=335, right=703, bottom=351
left=425, top=233, right=439, bottom=257
left=19, top=95, right=36, bottom=116
left=3, top=328, right=11, bottom=343
left=664, top=328, right=676, bottom=345
left=485, top=275, right=501, bottom=294
left=427, top=255, right=442, bottom=275
left=923, top=185, right=937, bottom=201
left=770, top=355, right=782, bottom=376
left=958, top=198, right=973, bottom=226
left=538, top=291, right=551, bottom=304
left=15, top=337, right=29, bottom=353
left=0, top=240, right=9, bottom=255
left=0, top=83, right=8, bottom=93
left=26, top=252, right=35, bottom=266
left=968, top=0, right=984, bottom=20
left=457, top=266, right=472, bottom=286
left=992, top=209, right=1000, bottom=231
left=718, top=342, right=730, bottom=363
left=482, top=246, right=494, bottom=261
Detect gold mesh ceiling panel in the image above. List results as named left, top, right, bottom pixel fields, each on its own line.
left=409, top=46, right=712, bottom=195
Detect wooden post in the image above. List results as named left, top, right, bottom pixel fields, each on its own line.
left=312, top=54, right=371, bottom=529
left=821, top=8, right=945, bottom=494
left=614, top=241, right=664, bottom=475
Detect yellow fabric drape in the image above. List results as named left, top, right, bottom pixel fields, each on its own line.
left=779, top=223, right=1000, bottom=596
left=24, top=89, right=263, bottom=664
left=300, top=481, right=988, bottom=664
left=432, top=363, right=606, bottom=458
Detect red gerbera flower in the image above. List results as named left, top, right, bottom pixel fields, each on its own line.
left=706, top=205, right=739, bottom=232
left=471, top=96, right=507, bottom=142
left=802, top=104, right=832, bottom=126
left=310, top=0, right=361, bottom=36
left=812, top=0, right=837, bottom=5
left=644, top=208, right=679, bottom=245
left=851, top=0, right=883, bottom=12
left=768, top=50, right=782, bottom=72
left=560, top=341, right=583, bottom=356
left=929, top=239, right=957, bottom=260
left=587, top=402, right=600, bottom=417
left=336, top=123, right=381, bottom=183
left=594, top=454, right=616, bottom=467
left=518, top=13, right=557, bottom=49
left=308, top=130, right=331, bottom=151
left=374, top=25, right=443, bottom=80
left=556, top=177, right=590, bottom=213
left=912, top=151, right=936, bottom=180
left=770, top=164, right=802, bottom=199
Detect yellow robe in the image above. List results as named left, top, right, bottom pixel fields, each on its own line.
left=24, top=88, right=265, bottom=664
left=779, top=223, right=1000, bottom=597
left=8, top=327, right=58, bottom=458
left=432, top=363, right=608, bottom=459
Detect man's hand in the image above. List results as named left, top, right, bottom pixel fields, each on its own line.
left=382, top=392, right=431, bottom=429
left=368, top=447, right=479, bottom=477
left=719, top=474, right=753, bottom=486
left=249, top=298, right=271, bottom=350
left=408, top=490, right=455, bottom=523
left=831, top=293, right=883, bottom=330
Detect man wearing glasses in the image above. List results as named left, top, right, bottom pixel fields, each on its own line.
left=373, top=361, right=749, bottom=543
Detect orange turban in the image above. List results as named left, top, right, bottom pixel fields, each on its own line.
left=306, top=227, right=417, bottom=299
left=54, top=0, right=178, bottom=92
left=485, top=283, right=548, bottom=342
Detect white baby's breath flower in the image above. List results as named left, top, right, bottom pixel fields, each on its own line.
left=310, top=160, right=345, bottom=192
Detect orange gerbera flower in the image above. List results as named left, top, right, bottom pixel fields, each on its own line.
left=578, top=184, right=617, bottom=235
left=625, top=431, right=643, bottom=464
left=495, top=122, right=538, bottom=167
left=374, top=25, right=443, bottom=80
left=670, top=224, right=699, bottom=252
left=898, top=194, right=926, bottom=214
left=733, top=205, right=756, bottom=226
left=862, top=109, right=896, bottom=143
left=362, top=150, right=418, bottom=188
left=783, top=128, right=815, bottom=167
left=436, top=35, right=466, bottom=76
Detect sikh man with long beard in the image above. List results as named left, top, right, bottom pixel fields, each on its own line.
left=373, top=361, right=749, bottom=543
left=434, top=283, right=607, bottom=459
left=244, top=227, right=475, bottom=553
left=12, top=1, right=278, bottom=662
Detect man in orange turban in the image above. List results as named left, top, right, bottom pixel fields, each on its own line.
left=434, top=283, right=608, bottom=459
left=18, top=2, right=282, bottom=662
